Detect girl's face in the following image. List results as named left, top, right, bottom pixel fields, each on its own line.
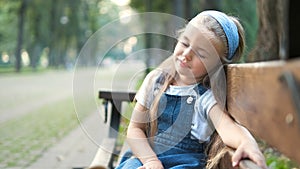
left=173, top=22, right=225, bottom=84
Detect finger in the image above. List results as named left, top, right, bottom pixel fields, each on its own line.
left=232, top=148, right=244, bottom=167
left=249, top=154, right=268, bottom=169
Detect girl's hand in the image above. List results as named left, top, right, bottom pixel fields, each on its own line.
left=232, top=141, right=268, bottom=169
left=137, top=159, right=164, bottom=169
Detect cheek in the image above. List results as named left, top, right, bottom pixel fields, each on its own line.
left=202, top=57, right=219, bottom=72
left=193, top=60, right=208, bottom=76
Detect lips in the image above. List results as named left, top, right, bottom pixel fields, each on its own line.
left=177, top=56, right=189, bottom=68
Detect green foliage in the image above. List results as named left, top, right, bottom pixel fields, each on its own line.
left=0, top=0, right=19, bottom=53
left=0, top=64, right=46, bottom=74
left=0, top=0, right=258, bottom=70
left=0, top=0, right=125, bottom=71
left=129, top=0, right=258, bottom=64
left=262, top=148, right=299, bottom=169
left=266, top=155, right=292, bottom=169
left=97, top=0, right=120, bottom=26
left=130, top=0, right=172, bottom=13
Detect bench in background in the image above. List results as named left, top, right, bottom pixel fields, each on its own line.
left=89, top=91, right=135, bottom=169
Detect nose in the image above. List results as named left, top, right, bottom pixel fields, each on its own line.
left=182, top=46, right=193, bottom=61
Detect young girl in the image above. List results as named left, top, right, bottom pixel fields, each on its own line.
left=116, top=10, right=267, bottom=169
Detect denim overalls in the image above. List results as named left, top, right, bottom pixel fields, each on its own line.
left=117, top=84, right=208, bottom=169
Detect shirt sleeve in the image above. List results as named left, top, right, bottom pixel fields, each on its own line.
left=201, top=89, right=218, bottom=119
left=191, top=89, right=217, bottom=142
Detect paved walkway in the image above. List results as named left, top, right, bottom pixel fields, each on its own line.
left=27, top=111, right=109, bottom=169
left=0, top=71, right=73, bottom=124
left=1, top=63, right=144, bottom=169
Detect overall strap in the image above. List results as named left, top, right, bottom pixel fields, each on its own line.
left=194, top=84, right=208, bottom=96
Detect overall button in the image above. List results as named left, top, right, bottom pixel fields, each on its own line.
left=186, top=96, right=193, bottom=104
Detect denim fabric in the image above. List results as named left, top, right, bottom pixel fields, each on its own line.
left=154, top=94, right=204, bottom=154
left=116, top=85, right=208, bottom=169
left=117, top=156, right=143, bottom=169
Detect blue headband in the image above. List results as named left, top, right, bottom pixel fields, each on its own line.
left=200, top=10, right=239, bottom=60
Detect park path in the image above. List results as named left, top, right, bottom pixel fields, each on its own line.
left=0, top=61, right=145, bottom=169
left=0, top=70, right=73, bottom=124
left=26, top=110, right=105, bottom=169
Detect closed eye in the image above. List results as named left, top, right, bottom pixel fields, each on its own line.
left=196, top=52, right=206, bottom=58
left=180, top=41, right=189, bottom=47
left=195, top=49, right=208, bottom=59
left=178, top=35, right=190, bottom=47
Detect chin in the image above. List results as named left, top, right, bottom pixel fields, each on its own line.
left=177, top=69, right=195, bottom=79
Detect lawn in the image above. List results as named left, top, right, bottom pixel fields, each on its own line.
left=0, top=96, right=94, bottom=168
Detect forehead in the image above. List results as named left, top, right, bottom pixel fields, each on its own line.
left=181, top=23, right=219, bottom=51
left=182, top=22, right=215, bottom=43
left=182, top=18, right=225, bottom=56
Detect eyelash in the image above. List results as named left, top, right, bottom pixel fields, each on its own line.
left=198, top=53, right=206, bottom=58
left=180, top=41, right=189, bottom=47
left=179, top=41, right=206, bottom=58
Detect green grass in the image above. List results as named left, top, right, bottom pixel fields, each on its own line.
left=266, top=153, right=296, bottom=169
left=117, top=102, right=135, bottom=147
left=0, top=65, right=48, bottom=75
left=0, top=96, right=94, bottom=168
left=262, top=146, right=299, bottom=169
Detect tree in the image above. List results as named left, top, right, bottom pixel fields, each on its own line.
left=25, top=0, right=52, bottom=70
left=47, top=0, right=87, bottom=68
left=248, top=0, right=288, bottom=62
left=15, top=0, right=27, bottom=72
left=0, top=0, right=19, bottom=65
left=200, top=0, right=221, bottom=11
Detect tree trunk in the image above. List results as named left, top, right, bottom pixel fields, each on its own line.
left=200, top=0, right=221, bottom=11
left=247, top=0, right=288, bottom=62
left=48, top=0, right=59, bottom=67
left=145, top=0, right=152, bottom=75
left=15, top=0, right=27, bottom=72
left=29, top=10, right=42, bottom=71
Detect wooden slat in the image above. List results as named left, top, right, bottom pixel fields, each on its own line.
left=99, top=90, right=136, bottom=101
left=239, top=160, right=262, bottom=169
left=89, top=138, right=116, bottom=169
left=228, top=150, right=262, bottom=169
left=227, top=58, right=300, bottom=164
left=99, top=90, right=137, bottom=138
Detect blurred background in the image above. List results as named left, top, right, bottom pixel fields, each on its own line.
left=0, top=0, right=258, bottom=73
left=1, top=0, right=298, bottom=169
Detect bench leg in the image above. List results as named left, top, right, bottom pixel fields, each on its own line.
left=109, top=101, right=121, bottom=138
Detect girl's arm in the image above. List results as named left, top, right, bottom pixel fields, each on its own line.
left=209, top=104, right=267, bottom=169
left=126, top=103, right=163, bottom=169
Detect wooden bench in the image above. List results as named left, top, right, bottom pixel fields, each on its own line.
left=88, top=89, right=263, bottom=169
left=89, top=61, right=300, bottom=169
left=88, top=58, right=300, bottom=169
left=226, top=59, right=300, bottom=164
left=89, top=91, right=136, bottom=169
